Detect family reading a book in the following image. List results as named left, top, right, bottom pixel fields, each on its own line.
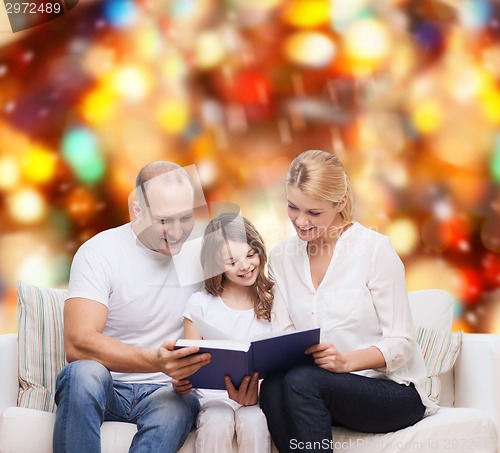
left=55, top=150, right=436, bottom=453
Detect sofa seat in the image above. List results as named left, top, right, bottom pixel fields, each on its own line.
left=0, top=406, right=196, bottom=453
left=1, top=405, right=497, bottom=453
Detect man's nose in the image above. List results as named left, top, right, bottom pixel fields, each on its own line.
left=163, top=222, right=182, bottom=241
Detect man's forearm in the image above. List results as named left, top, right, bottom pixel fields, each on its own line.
left=65, top=330, right=159, bottom=373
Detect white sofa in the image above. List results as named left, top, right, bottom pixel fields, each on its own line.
left=1, top=288, right=499, bottom=453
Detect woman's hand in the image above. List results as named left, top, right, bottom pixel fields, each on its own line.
left=225, top=372, right=259, bottom=406
left=306, top=342, right=349, bottom=373
left=172, top=378, right=194, bottom=395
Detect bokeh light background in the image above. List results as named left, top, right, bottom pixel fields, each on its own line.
left=0, top=0, right=499, bottom=334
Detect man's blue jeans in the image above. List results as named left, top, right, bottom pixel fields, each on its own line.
left=260, top=366, right=426, bottom=453
left=53, top=360, right=200, bottom=453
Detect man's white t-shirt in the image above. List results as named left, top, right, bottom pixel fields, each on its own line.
left=67, top=222, right=200, bottom=384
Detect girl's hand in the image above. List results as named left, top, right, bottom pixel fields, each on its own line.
left=172, top=378, right=194, bottom=395
left=225, top=372, right=259, bottom=406
left=306, top=342, right=349, bottom=373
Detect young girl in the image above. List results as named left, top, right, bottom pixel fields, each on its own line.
left=175, top=212, right=274, bottom=453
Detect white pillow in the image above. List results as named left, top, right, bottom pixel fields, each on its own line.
left=17, top=281, right=67, bottom=412
left=409, top=289, right=453, bottom=331
left=415, top=326, right=463, bottom=403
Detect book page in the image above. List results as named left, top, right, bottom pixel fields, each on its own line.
left=190, top=313, right=236, bottom=341
left=251, top=327, right=313, bottom=342
left=176, top=338, right=250, bottom=352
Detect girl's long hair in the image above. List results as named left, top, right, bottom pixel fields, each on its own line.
left=201, top=212, right=274, bottom=321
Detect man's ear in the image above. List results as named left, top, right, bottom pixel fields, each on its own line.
left=132, top=200, right=142, bottom=221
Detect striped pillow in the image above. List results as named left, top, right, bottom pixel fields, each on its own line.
left=17, top=281, right=67, bottom=412
left=415, top=326, right=463, bottom=404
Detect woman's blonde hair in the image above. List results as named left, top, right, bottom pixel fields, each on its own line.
left=201, top=212, right=274, bottom=321
left=287, top=150, right=354, bottom=225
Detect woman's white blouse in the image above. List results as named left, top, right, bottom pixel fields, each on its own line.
left=269, top=222, right=437, bottom=412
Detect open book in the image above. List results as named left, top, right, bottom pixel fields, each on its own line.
left=175, top=315, right=320, bottom=390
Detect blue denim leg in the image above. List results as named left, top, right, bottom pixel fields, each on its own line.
left=53, top=360, right=200, bottom=453
left=126, top=383, right=200, bottom=453
left=261, top=366, right=425, bottom=453
left=53, top=360, right=117, bottom=453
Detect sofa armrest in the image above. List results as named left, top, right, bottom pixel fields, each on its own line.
left=0, top=334, right=19, bottom=411
left=454, top=333, right=500, bottom=434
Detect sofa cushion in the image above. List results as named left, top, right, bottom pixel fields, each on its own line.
left=331, top=407, right=497, bottom=453
left=408, top=289, right=453, bottom=330
left=415, top=327, right=463, bottom=404
left=17, top=281, right=67, bottom=412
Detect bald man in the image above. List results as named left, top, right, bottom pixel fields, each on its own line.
left=53, top=162, right=210, bottom=453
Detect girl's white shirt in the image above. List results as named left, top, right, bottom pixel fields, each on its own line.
left=268, top=221, right=438, bottom=414
left=184, top=290, right=271, bottom=408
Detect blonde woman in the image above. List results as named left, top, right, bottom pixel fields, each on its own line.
left=260, top=150, right=437, bottom=452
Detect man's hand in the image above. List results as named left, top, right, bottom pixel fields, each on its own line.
left=157, top=340, right=211, bottom=380
left=225, top=372, right=259, bottom=406
left=172, top=378, right=194, bottom=395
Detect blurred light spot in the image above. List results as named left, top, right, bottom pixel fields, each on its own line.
left=422, top=217, right=447, bottom=251
left=201, top=99, right=224, bottom=127
left=452, top=318, right=474, bottom=333
left=431, top=119, right=493, bottom=169
left=482, top=252, right=500, bottom=289
left=0, top=233, right=68, bottom=287
left=282, top=0, right=331, bottom=28
left=48, top=56, right=86, bottom=90
left=197, top=160, right=218, bottom=187
left=481, top=217, right=500, bottom=252
left=0, top=156, right=20, bottom=190
left=284, top=32, right=336, bottom=68
left=458, top=0, right=491, bottom=30
left=411, top=100, right=443, bottom=134
left=385, top=218, right=418, bottom=256
left=103, top=0, right=138, bottom=28
left=22, top=145, right=57, bottom=184
left=134, top=26, right=163, bottom=60
left=108, top=65, right=153, bottom=102
left=458, top=267, right=483, bottom=306
left=82, top=45, right=116, bottom=78
left=480, top=87, right=500, bottom=124
left=18, top=253, right=63, bottom=287
left=62, top=128, right=106, bottom=184
left=332, top=0, right=370, bottom=28
left=8, top=188, right=46, bottom=223
left=406, top=258, right=461, bottom=300
left=65, top=187, right=98, bottom=225
left=168, top=0, right=198, bottom=19
left=156, top=99, right=190, bottom=134
left=81, top=87, right=117, bottom=125
left=225, top=70, right=272, bottom=105
left=448, top=66, right=485, bottom=102
left=161, top=53, right=188, bottom=83
left=415, top=22, right=443, bottom=52
left=344, top=19, right=390, bottom=64
left=491, top=134, right=500, bottom=182
left=194, top=31, right=226, bottom=69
